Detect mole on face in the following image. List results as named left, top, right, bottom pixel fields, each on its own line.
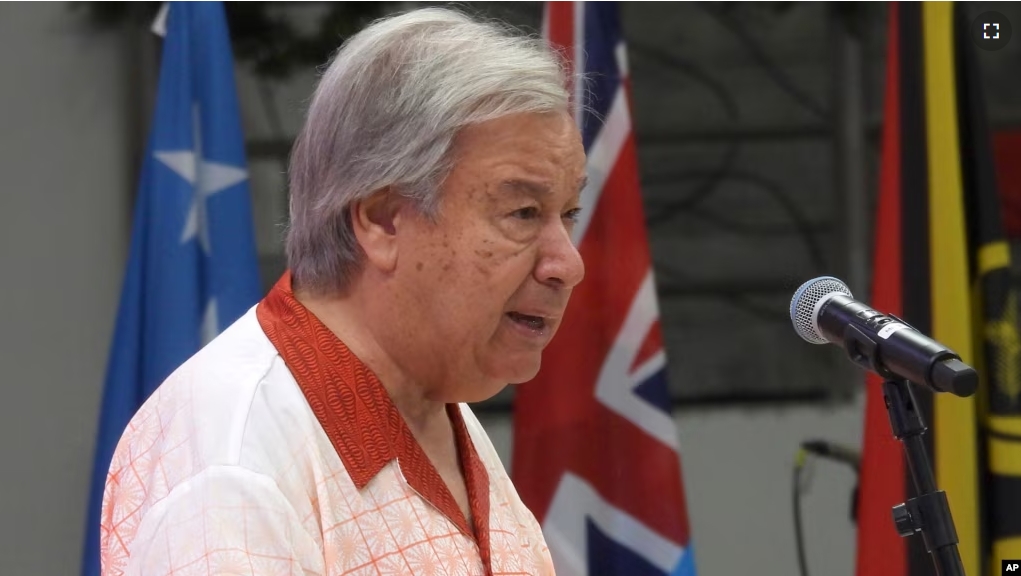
left=416, top=262, right=424, bottom=271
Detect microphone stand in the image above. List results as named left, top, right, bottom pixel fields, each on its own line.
left=881, top=377, right=965, bottom=576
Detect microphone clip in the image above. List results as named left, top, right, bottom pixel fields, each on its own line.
left=841, top=323, right=893, bottom=380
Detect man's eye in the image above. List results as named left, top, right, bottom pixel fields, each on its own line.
left=512, top=207, right=540, bottom=220
left=564, top=208, right=582, bottom=223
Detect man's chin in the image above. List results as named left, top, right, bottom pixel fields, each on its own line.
left=500, top=356, right=543, bottom=385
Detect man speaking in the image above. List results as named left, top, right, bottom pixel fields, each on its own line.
left=100, top=7, right=586, bottom=575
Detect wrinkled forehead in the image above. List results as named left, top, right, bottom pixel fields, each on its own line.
left=445, top=114, right=586, bottom=189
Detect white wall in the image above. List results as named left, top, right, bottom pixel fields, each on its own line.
left=0, top=4, right=869, bottom=576
left=0, top=4, right=132, bottom=574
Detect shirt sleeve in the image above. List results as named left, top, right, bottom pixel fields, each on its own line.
left=117, top=465, right=324, bottom=576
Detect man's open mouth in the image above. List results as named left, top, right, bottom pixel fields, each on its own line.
left=506, top=311, right=547, bottom=331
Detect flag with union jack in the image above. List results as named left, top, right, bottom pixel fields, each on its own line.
left=512, top=3, right=697, bottom=575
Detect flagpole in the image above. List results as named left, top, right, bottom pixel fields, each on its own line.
left=883, top=378, right=965, bottom=576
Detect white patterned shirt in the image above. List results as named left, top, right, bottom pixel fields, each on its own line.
left=100, top=272, right=554, bottom=575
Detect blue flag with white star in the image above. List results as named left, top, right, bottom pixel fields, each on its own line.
left=81, top=3, right=261, bottom=575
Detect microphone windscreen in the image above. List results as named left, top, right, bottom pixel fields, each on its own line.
left=790, top=276, right=853, bottom=344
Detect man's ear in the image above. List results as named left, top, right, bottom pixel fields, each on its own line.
left=350, top=190, right=402, bottom=273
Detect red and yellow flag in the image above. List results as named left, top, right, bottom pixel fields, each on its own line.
left=857, top=4, right=1021, bottom=575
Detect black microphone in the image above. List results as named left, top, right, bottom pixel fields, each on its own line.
left=801, top=439, right=861, bottom=471
left=789, top=276, right=978, bottom=397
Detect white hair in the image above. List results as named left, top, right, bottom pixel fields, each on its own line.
left=285, top=7, right=571, bottom=294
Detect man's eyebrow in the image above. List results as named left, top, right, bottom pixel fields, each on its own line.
left=498, top=176, right=589, bottom=198
left=499, top=179, right=551, bottom=198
